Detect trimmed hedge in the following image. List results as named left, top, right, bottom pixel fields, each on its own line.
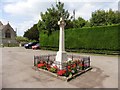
left=40, top=24, right=120, bottom=51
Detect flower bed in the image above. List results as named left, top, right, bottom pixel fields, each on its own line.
left=33, top=54, right=91, bottom=81
left=36, top=59, right=90, bottom=77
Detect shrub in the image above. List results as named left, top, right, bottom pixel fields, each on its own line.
left=49, top=67, right=57, bottom=73
left=40, top=24, right=120, bottom=51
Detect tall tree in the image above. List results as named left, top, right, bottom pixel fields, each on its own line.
left=16, top=36, right=29, bottom=43
left=73, top=17, right=86, bottom=28
left=90, top=9, right=107, bottom=26
left=24, top=24, right=39, bottom=41
left=115, top=11, right=120, bottom=24
left=37, top=1, right=71, bottom=36
left=90, top=9, right=120, bottom=26
left=106, top=9, right=116, bottom=25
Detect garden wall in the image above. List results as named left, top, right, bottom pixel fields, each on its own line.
left=40, top=24, right=120, bottom=51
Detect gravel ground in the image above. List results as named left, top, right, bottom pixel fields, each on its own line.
left=1, top=47, right=118, bottom=88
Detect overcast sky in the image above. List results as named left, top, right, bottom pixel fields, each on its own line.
left=0, top=0, right=119, bottom=36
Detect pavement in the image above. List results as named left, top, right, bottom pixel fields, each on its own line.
left=1, top=47, right=118, bottom=88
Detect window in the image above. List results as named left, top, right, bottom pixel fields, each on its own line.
left=5, top=29, right=11, bottom=38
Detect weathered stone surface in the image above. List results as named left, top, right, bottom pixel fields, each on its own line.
left=56, top=17, right=67, bottom=70
left=0, top=21, right=17, bottom=45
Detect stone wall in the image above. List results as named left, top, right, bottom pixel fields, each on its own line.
left=2, top=38, right=17, bottom=44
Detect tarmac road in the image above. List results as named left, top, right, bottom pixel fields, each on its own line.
left=1, top=47, right=118, bottom=88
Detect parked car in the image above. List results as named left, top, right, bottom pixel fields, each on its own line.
left=24, top=42, right=38, bottom=49
left=32, top=43, right=40, bottom=50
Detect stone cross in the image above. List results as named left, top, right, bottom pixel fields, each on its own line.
left=56, top=17, right=67, bottom=70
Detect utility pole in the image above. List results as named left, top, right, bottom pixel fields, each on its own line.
left=73, top=9, right=75, bottom=21
left=15, top=28, right=17, bottom=36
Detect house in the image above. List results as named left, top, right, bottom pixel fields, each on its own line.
left=0, top=21, right=17, bottom=46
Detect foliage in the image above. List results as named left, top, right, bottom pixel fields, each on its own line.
left=16, top=36, right=29, bottom=43
left=50, top=67, right=57, bottom=73
left=37, top=1, right=71, bottom=36
left=36, top=58, right=88, bottom=77
left=24, top=24, right=39, bottom=41
left=73, top=17, right=86, bottom=28
left=40, top=31, right=59, bottom=47
left=66, top=24, right=119, bottom=51
left=84, top=20, right=91, bottom=27
left=90, top=9, right=120, bottom=26
left=36, top=2, right=120, bottom=40
left=40, top=24, right=120, bottom=51
left=106, top=9, right=120, bottom=25
left=37, top=3, right=120, bottom=36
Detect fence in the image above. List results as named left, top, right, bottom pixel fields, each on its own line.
left=34, top=54, right=90, bottom=71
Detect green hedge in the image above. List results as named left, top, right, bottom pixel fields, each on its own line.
left=40, top=24, right=120, bottom=51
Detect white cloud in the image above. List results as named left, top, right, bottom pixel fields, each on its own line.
left=1, top=0, right=119, bottom=36
left=12, top=16, right=39, bottom=36
left=0, top=18, right=8, bottom=25
left=2, top=0, right=26, bottom=3
left=75, top=3, right=95, bottom=20
left=4, top=0, right=54, bottom=16
left=67, top=2, right=118, bottom=20
left=16, top=20, right=36, bottom=36
left=2, top=0, right=55, bottom=36
left=61, top=0, right=119, bottom=2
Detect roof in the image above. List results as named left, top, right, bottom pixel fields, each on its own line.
left=0, top=21, right=5, bottom=30
left=0, top=21, right=3, bottom=26
left=0, top=21, right=14, bottom=31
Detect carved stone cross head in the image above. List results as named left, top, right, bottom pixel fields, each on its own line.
left=58, top=17, right=66, bottom=26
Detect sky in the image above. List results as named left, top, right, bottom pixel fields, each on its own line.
left=0, top=0, right=119, bottom=36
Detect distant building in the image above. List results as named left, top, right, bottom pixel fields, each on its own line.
left=0, top=21, right=17, bottom=45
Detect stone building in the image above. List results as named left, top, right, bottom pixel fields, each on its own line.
left=0, top=21, right=17, bottom=46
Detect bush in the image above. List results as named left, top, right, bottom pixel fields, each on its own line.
left=40, top=24, right=120, bottom=51
left=49, top=67, right=57, bottom=73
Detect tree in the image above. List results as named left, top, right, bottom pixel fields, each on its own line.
left=115, top=11, right=120, bottom=24
left=90, top=9, right=107, bottom=26
left=37, top=1, right=71, bottom=36
left=73, top=17, right=86, bottom=28
left=24, top=24, right=39, bottom=41
left=16, top=36, right=29, bottom=43
left=106, top=9, right=116, bottom=25
left=90, top=9, right=120, bottom=26
left=84, top=20, right=91, bottom=27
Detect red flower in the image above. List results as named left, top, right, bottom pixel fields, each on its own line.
left=53, top=66, right=58, bottom=69
left=57, top=70, right=66, bottom=76
left=37, top=63, right=45, bottom=68
left=46, top=64, right=50, bottom=67
left=47, top=67, right=51, bottom=71
left=46, top=65, right=51, bottom=69
left=79, top=63, right=83, bottom=67
left=67, top=65, right=71, bottom=69
left=72, top=64, right=76, bottom=68
left=68, top=69, right=71, bottom=72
